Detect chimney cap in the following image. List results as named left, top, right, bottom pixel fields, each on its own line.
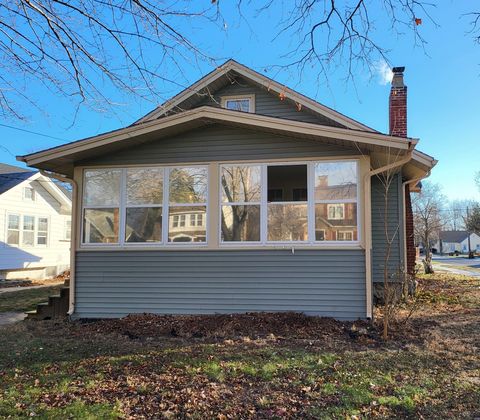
left=392, top=66, right=405, bottom=74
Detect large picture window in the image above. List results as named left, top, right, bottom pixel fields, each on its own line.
left=218, top=160, right=359, bottom=246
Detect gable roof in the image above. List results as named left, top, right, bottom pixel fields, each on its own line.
left=0, top=163, right=35, bottom=195
left=136, top=59, right=376, bottom=132
left=439, top=231, right=473, bottom=243
left=0, top=162, right=71, bottom=209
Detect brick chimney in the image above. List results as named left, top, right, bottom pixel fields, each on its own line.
left=389, top=66, right=407, bottom=137
left=389, top=66, right=415, bottom=276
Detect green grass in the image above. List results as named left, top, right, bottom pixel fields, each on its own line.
left=0, top=286, right=62, bottom=312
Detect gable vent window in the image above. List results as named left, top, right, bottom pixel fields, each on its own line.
left=23, top=187, right=35, bottom=201
left=221, top=95, right=254, bottom=113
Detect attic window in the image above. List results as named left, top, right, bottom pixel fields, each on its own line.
left=221, top=95, right=254, bottom=113
left=23, top=187, right=35, bottom=201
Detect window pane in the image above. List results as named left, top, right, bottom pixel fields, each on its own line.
left=268, top=165, right=307, bottom=202
left=7, top=231, right=19, bottom=245
left=84, top=169, right=121, bottom=206
left=315, top=203, right=357, bottom=241
left=221, top=166, right=261, bottom=203
left=125, top=207, right=162, bottom=243
left=38, top=217, right=48, bottom=232
left=221, top=205, right=260, bottom=242
left=23, top=215, right=35, bottom=231
left=8, top=215, right=19, bottom=230
left=37, top=235, right=47, bottom=245
left=225, top=99, right=250, bottom=112
left=267, top=204, right=308, bottom=241
left=23, top=231, right=34, bottom=246
left=126, top=168, right=163, bottom=205
left=315, top=162, right=357, bottom=200
left=168, top=206, right=206, bottom=242
left=169, top=168, right=207, bottom=204
left=83, top=208, right=119, bottom=243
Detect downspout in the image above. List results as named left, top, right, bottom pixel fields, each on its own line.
left=401, top=173, right=430, bottom=273
left=40, top=170, right=77, bottom=316
left=363, top=149, right=414, bottom=319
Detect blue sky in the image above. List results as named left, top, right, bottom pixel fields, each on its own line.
left=1, top=1, right=479, bottom=201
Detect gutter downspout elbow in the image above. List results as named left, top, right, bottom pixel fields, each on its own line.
left=40, top=170, right=77, bottom=317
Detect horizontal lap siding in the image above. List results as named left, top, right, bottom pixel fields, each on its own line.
left=82, top=125, right=358, bottom=166
left=197, top=76, right=342, bottom=127
left=371, top=174, right=404, bottom=282
left=74, top=250, right=366, bottom=320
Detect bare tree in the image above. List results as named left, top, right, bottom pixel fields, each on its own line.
left=2, top=1, right=479, bottom=120
left=0, top=0, right=221, bottom=120
left=412, top=182, right=445, bottom=274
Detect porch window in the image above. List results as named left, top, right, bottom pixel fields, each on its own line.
left=82, top=169, right=121, bottom=244
left=125, top=168, right=163, bottom=243
left=267, top=165, right=308, bottom=242
left=168, top=167, right=208, bottom=243
left=314, top=161, right=358, bottom=241
left=221, top=165, right=261, bottom=242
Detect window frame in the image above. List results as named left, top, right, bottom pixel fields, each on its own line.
left=218, top=159, right=360, bottom=247
left=36, top=217, right=49, bottom=246
left=79, top=158, right=360, bottom=249
left=23, top=186, right=35, bottom=201
left=220, top=94, right=255, bottom=113
left=5, top=213, right=50, bottom=248
left=81, top=165, right=209, bottom=247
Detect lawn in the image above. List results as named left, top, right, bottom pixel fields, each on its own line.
left=0, top=286, right=62, bottom=313
left=0, top=274, right=478, bottom=419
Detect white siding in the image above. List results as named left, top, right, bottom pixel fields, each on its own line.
left=0, top=176, right=70, bottom=278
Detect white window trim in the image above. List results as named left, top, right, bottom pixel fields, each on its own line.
left=81, top=165, right=209, bottom=247
left=220, top=94, right=255, bottom=113
left=338, top=230, right=354, bottom=241
left=218, top=159, right=360, bottom=247
left=5, top=213, right=50, bottom=248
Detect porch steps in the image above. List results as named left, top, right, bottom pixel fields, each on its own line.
left=26, top=283, right=70, bottom=320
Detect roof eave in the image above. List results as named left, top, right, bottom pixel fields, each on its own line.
left=18, top=106, right=416, bottom=169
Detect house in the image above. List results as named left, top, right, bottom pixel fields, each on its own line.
left=18, top=60, right=437, bottom=320
left=435, top=231, right=480, bottom=255
left=0, top=163, right=71, bottom=279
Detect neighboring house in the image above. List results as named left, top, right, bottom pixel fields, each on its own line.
left=18, top=60, right=437, bottom=320
left=435, top=231, right=480, bottom=255
left=0, top=163, right=71, bottom=279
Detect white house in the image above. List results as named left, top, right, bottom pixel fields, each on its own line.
left=0, top=163, right=71, bottom=279
left=435, top=231, right=480, bottom=255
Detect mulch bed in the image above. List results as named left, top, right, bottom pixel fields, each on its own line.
left=79, top=312, right=373, bottom=341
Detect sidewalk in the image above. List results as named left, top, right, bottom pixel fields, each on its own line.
left=0, top=282, right=63, bottom=294
left=432, top=262, right=480, bottom=278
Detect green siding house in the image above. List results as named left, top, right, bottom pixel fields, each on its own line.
left=18, top=60, right=436, bottom=320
